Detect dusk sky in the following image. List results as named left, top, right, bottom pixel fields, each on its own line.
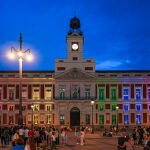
left=0, top=0, right=150, bottom=71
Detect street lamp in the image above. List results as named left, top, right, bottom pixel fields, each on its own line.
left=116, top=106, right=119, bottom=131
left=31, top=104, right=34, bottom=129
left=8, top=33, right=32, bottom=126
left=91, top=100, right=95, bottom=134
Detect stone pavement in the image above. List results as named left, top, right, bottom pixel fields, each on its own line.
left=1, top=131, right=143, bottom=150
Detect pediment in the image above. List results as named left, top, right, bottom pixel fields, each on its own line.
left=55, top=68, right=96, bottom=80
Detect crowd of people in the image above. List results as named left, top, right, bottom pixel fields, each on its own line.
left=117, top=126, right=150, bottom=150
left=0, top=125, right=87, bottom=150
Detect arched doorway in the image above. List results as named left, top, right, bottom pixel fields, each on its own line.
left=70, top=107, right=80, bottom=127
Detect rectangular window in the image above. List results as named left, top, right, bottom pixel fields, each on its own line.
left=59, top=88, right=65, bottom=99
left=85, top=114, right=90, bottom=125
left=45, top=88, right=52, bottom=100
left=136, top=114, right=141, bottom=125
left=123, top=88, right=130, bottom=100
left=57, top=67, right=65, bottom=71
left=60, top=115, right=65, bottom=125
left=147, top=88, right=150, bottom=100
left=135, top=88, right=142, bottom=100
left=72, top=57, right=78, bottom=60
left=124, top=114, right=129, bottom=124
left=136, top=104, right=142, bottom=111
left=33, top=115, right=38, bottom=125
left=98, top=88, right=105, bottom=100
left=112, top=114, right=116, bottom=125
left=8, top=89, right=15, bottom=100
left=33, top=88, right=40, bottom=100
left=72, top=87, right=80, bottom=99
left=22, top=88, right=27, bottom=100
left=124, top=104, right=129, bottom=112
left=85, top=88, right=90, bottom=99
left=99, top=114, right=104, bottom=125
left=46, top=105, right=51, bottom=111
left=0, top=89, right=2, bottom=101
left=111, top=104, right=117, bottom=111
left=110, top=88, right=117, bottom=100
left=85, top=67, right=93, bottom=70
left=9, top=105, right=14, bottom=111
left=46, top=115, right=51, bottom=124
left=98, top=102, right=105, bottom=111
left=33, top=105, right=39, bottom=111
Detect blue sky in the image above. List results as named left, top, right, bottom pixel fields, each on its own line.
left=0, top=0, right=150, bottom=71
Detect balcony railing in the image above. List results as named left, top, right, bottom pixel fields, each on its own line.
left=54, top=96, right=96, bottom=100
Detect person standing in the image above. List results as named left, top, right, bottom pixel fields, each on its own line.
left=117, top=132, right=126, bottom=150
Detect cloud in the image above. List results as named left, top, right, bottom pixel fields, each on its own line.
left=96, top=60, right=122, bottom=69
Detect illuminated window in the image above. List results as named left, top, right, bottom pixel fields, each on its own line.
left=46, top=105, right=51, bottom=111
left=135, top=88, right=142, bottom=100
left=33, top=88, right=40, bottom=100
left=123, top=88, right=130, bottom=100
left=112, top=114, right=116, bottom=125
left=124, top=104, right=129, bottom=111
left=147, top=88, right=150, bottom=100
left=46, top=115, right=51, bottom=124
left=34, top=115, right=38, bottom=125
left=98, top=88, right=105, bottom=100
left=110, top=88, right=117, bottom=100
left=124, top=114, right=129, bottom=124
left=98, top=103, right=105, bottom=111
left=45, top=88, right=52, bottom=100
left=85, top=88, right=90, bottom=99
left=111, top=104, right=117, bottom=111
left=136, top=114, right=141, bottom=124
left=99, top=114, right=104, bottom=125
left=33, top=105, right=39, bottom=111
left=136, top=104, right=142, bottom=111
left=60, top=115, right=65, bottom=125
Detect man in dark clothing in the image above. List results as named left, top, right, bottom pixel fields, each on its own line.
left=117, top=132, right=126, bottom=150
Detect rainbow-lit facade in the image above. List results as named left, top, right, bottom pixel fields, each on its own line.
left=0, top=17, right=150, bottom=128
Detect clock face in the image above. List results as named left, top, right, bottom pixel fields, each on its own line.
left=72, top=43, right=78, bottom=50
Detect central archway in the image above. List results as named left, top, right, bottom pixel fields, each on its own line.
left=70, top=107, right=80, bottom=127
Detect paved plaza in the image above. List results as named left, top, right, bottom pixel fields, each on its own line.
left=1, top=131, right=143, bottom=150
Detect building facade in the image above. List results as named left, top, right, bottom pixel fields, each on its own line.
left=0, top=17, right=150, bottom=128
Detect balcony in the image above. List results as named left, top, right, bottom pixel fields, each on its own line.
left=54, top=96, right=96, bottom=100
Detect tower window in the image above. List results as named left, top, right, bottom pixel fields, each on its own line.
left=85, top=67, right=93, bottom=70
left=57, top=67, right=65, bottom=71
left=72, top=57, right=78, bottom=60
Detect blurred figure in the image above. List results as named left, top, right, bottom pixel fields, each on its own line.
left=25, top=137, right=36, bottom=150
left=12, top=138, right=24, bottom=150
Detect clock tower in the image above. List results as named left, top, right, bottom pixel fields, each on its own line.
left=55, top=17, right=95, bottom=74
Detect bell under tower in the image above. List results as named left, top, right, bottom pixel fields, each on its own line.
left=55, top=17, right=95, bottom=74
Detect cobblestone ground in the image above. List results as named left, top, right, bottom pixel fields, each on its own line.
left=1, top=132, right=143, bottom=150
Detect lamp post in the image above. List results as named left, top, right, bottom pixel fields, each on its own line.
left=8, top=33, right=32, bottom=126
left=91, top=100, right=95, bottom=134
left=31, top=104, right=34, bottom=129
left=116, top=106, right=119, bottom=132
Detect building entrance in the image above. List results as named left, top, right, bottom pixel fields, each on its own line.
left=70, top=107, right=80, bottom=127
